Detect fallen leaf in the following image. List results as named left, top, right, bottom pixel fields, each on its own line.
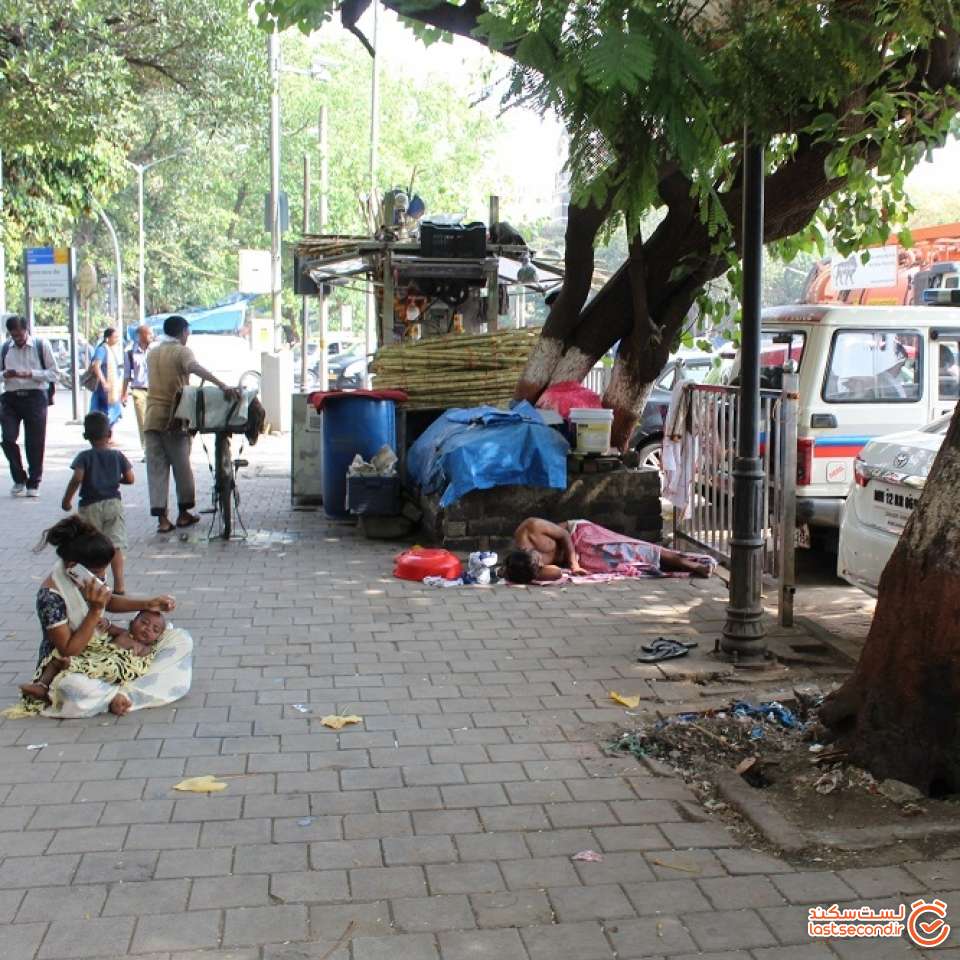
left=609, top=691, right=640, bottom=709
left=173, top=775, right=228, bottom=793
left=320, top=714, right=363, bottom=730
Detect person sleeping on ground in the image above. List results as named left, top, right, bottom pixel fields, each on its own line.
left=503, top=517, right=714, bottom=583
left=20, top=610, right=166, bottom=704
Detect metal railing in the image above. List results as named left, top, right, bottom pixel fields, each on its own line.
left=672, top=371, right=799, bottom=625
left=584, top=364, right=611, bottom=396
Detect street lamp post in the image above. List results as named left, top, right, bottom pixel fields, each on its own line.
left=95, top=206, right=123, bottom=332
left=721, top=131, right=767, bottom=657
left=268, top=28, right=283, bottom=349
left=126, top=153, right=182, bottom=326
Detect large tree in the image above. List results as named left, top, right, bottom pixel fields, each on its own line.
left=263, top=0, right=960, bottom=445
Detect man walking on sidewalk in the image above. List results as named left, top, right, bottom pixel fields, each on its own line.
left=1, top=315, right=57, bottom=498
left=122, top=323, right=153, bottom=458
left=145, top=314, right=239, bottom=534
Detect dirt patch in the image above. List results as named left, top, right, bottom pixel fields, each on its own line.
left=607, top=692, right=960, bottom=868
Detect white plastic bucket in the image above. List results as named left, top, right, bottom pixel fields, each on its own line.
left=569, top=407, right=613, bottom=454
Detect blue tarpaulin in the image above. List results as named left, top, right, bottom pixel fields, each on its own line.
left=140, top=295, right=256, bottom=337
left=407, top=402, right=569, bottom=508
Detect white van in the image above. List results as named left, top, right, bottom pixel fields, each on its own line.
left=739, top=303, right=960, bottom=547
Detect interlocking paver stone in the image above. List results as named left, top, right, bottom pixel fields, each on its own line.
left=131, top=909, right=222, bottom=952
left=393, top=894, right=477, bottom=932
left=427, top=861, right=505, bottom=894
left=350, top=865, right=428, bottom=899
left=438, top=928, right=529, bottom=960
left=548, top=881, right=636, bottom=921
left=223, top=904, right=310, bottom=945
left=351, top=933, right=440, bottom=960
left=190, top=874, right=271, bottom=910
left=40, top=917, right=135, bottom=959
left=608, top=916, right=698, bottom=957
left=683, top=908, right=778, bottom=951
left=17, top=883, right=107, bottom=921
left=520, top=921, right=613, bottom=960
left=102, top=878, right=191, bottom=916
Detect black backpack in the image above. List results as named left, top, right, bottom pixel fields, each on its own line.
left=1, top=337, right=56, bottom=405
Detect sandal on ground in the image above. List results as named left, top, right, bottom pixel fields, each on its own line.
left=156, top=521, right=175, bottom=534
left=636, top=638, right=695, bottom=663
left=176, top=513, right=201, bottom=528
left=640, top=637, right=699, bottom=653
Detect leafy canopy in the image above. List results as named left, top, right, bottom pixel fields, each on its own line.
left=261, top=0, right=960, bottom=260
left=0, top=0, right=264, bottom=245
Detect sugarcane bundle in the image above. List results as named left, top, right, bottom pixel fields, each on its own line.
left=371, top=329, right=538, bottom=408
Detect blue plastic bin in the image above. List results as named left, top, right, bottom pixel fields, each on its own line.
left=321, top=395, right=397, bottom=518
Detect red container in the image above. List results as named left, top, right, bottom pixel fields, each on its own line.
left=393, top=548, right=463, bottom=582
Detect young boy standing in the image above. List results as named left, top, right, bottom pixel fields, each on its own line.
left=62, top=412, right=135, bottom=594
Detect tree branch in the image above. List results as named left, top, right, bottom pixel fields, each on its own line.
left=124, top=56, right=190, bottom=91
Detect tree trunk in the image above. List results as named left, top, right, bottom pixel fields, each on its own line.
left=515, top=196, right=617, bottom=403
left=820, top=404, right=960, bottom=795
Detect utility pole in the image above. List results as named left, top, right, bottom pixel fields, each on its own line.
left=721, top=132, right=767, bottom=657
left=269, top=27, right=283, bottom=349
left=318, top=105, right=330, bottom=391
left=301, top=153, right=311, bottom=388
left=365, top=0, right=380, bottom=379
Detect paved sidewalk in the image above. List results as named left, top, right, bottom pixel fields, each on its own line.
left=0, top=397, right=943, bottom=959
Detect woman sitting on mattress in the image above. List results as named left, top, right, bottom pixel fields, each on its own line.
left=503, top=517, right=714, bottom=584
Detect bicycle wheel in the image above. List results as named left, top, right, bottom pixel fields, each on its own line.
left=214, top=433, right=233, bottom=539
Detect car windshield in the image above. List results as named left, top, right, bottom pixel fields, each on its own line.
left=759, top=330, right=806, bottom=388
left=823, top=330, right=922, bottom=403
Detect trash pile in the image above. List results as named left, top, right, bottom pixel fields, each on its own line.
left=347, top=445, right=398, bottom=477
left=609, top=695, right=809, bottom=769
left=608, top=690, right=936, bottom=817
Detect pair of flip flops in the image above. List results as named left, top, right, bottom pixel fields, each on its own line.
left=637, top=637, right=698, bottom=663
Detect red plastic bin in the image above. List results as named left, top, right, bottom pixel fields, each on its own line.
left=393, top=548, right=463, bottom=582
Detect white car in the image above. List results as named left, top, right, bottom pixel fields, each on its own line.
left=837, top=415, right=950, bottom=595
left=187, top=334, right=261, bottom=390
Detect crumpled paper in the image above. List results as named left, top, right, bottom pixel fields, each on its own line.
left=609, top=691, right=640, bottom=709
left=320, top=714, right=363, bottom=730
left=348, top=445, right=397, bottom=477
left=571, top=849, right=604, bottom=862
left=173, top=775, right=228, bottom=793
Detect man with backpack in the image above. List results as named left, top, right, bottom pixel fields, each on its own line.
left=1, top=315, right=57, bottom=498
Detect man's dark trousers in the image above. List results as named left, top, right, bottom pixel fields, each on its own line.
left=0, top=391, right=48, bottom=489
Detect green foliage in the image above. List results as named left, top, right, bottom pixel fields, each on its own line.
left=1, top=0, right=264, bottom=250
left=262, top=0, right=960, bottom=330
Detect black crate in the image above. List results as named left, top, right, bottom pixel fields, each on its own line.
left=420, top=222, right=487, bottom=259
left=346, top=475, right=401, bottom=516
